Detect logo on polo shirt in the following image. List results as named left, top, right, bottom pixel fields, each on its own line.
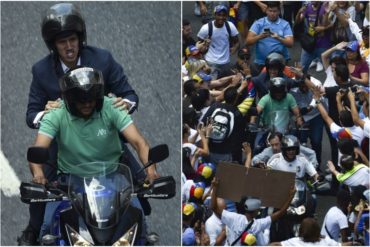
left=97, top=129, right=108, bottom=137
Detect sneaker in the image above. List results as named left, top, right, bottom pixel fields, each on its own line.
left=17, top=225, right=39, bottom=246
left=316, top=61, right=324, bottom=72
left=309, top=60, right=317, bottom=69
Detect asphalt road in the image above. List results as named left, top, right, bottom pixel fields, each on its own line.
left=1, top=2, right=181, bottom=245
left=184, top=0, right=336, bottom=229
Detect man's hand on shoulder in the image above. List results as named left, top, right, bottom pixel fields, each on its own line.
left=44, top=98, right=62, bottom=113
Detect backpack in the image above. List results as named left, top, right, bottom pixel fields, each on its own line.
left=208, top=20, right=232, bottom=38
left=209, top=108, right=234, bottom=143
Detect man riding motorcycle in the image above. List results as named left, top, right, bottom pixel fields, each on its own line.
left=29, top=67, right=156, bottom=244
left=21, top=3, right=143, bottom=245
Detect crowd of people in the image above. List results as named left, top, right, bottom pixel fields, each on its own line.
left=182, top=1, right=369, bottom=246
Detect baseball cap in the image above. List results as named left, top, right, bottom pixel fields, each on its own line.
left=183, top=202, right=197, bottom=216
left=185, top=45, right=200, bottom=57
left=192, top=71, right=212, bottom=84
left=197, top=163, right=216, bottom=180
left=244, top=197, right=262, bottom=211
left=345, top=40, right=359, bottom=52
left=337, top=128, right=352, bottom=140
left=190, top=181, right=205, bottom=199
left=214, top=5, right=228, bottom=14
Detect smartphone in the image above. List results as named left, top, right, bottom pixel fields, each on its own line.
left=264, top=28, right=271, bottom=34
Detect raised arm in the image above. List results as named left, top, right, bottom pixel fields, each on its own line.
left=347, top=89, right=365, bottom=128
left=210, top=178, right=223, bottom=218
left=270, top=186, right=295, bottom=222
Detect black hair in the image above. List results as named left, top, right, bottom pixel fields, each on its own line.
left=335, top=64, right=349, bottom=82
left=337, top=138, right=356, bottom=157
left=183, top=79, right=196, bottom=96
left=330, top=56, right=347, bottom=66
left=340, top=154, right=355, bottom=171
left=183, top=19, right=190, bottom=26
left=191, top=89, right=210, bottom=111
left=339, top=110, right=355, bottom=127
left=351, top=185, right=367, bottom=206
left=299, top=218, right=321, bottom=243
left=224, top=86, right=238, bottom=105
left=336, top=189, right=351, bottom=209
left=266, top=1, right=281, bottom=10
left=182, top=147, right=197, bottom=179
left=268, top=131, right=283, bottom=142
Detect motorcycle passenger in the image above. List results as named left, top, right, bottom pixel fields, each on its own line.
left=252, top=132, right=318, bottom=170
left=267, top=135, right=319, bottom=206
left=251, top=52, right=301, bottom=99
left=267, top=135, right=319, bottom=241
left=21, top=3, right=143, bottom=245
left=29, top=67, right=156, bottom=244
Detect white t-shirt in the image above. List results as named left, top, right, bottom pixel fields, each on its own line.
left=197, top=21, right=239, bottom=65
left=281, top=236, right=340, bottom=246
left=320, top=206, right=348, bottom=241
left=340, top=165, right=370, bottom=188
left=221, top=210, right=271, bottom=246
left=323, top=66, right=338, bottom=88
left=330, top=122, right=365, bottom=146
left=182, top=179, right=194, bottom=203
left=205, top=213, right=225, bottom=246
left=267, top=153, right=317, bottom=191
left=364, top=118, right=370, bottom=138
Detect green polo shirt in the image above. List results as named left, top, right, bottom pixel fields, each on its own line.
left=39, top=96, right=132, bottom=175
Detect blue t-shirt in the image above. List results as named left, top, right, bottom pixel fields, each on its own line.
left=250, top=17, right=293, bottom=65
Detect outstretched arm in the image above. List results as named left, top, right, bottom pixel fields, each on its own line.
left=270, top=186, right=296, bottom=222
left=347, top=89, right=365, bottom=128
left=210, top=178, right=223, bottom=218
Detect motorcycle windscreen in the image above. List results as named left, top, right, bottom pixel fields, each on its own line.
left=68, top=163, right=133, bottom=229
left=263, top=110, right=291, bottom=134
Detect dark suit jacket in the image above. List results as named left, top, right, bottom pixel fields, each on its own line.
left=26, top=46, right=138, bottom=128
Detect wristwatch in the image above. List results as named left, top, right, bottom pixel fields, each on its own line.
left=315, top=98, right=323, bottom=105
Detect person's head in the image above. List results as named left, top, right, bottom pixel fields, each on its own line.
left=333, top=64, right=349, bottom=85
left=189, top=181, right=206, bottom=203
left=223, top=86, right=238, bottom=105
left=350, top=185, right=367, bottom=209
left=339, top=110, right=354, bottom=127
left=60, top=67, right=104, bottom=119
left=183, top=79, right=196, bottom=96
left=243, top=197, right=262, bottom=218
left=185, top=45, right=201, bottom=58
left=196, top=163, right=216, bottom=185
left=214, top=5, right=228, bottom=27
left=329, top=50, right=347, bottom=69
left=265, top=52, right=285, bottom=78
left=41, top=3, right=86, bottom=65
left=361, top=25, right=369, bottom=47
left=340, top=154, right=355, bottom=171
left=281, top=135, right=300, bottom=162
left=191, top=88, right=211, bottom=111
left=269, top=77, right=287, bottom=101
left=267, top=132, right=283, bottom=154
left=337, top=138, right=356, bottom=157
left=266, top=2, right=281, bottom=22
left=182, top=19, right=192, bottom=39
left=336, top=189, right=351, bottom=212
left=345, top=40, right=361, bottom=62
left=298, top=218, right=321, bottom=243
left=192, top=71, right=212, bottom=89
left=183, top=147, right=196, bottom=179
left=337, top=1, right=350, bottom=10
left=182, top=202, right=197, bottom=223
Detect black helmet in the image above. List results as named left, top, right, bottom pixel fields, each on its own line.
left=281, top=135, right=300, bottom=160
left=59, top=67, right=104, bottom=117
left=41, top=3, right=86, bottom=53
left=269, top=77, right=287, bottom=100
left=265, top=52, right=285, bottom=72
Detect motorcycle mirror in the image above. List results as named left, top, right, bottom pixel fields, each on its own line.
left=41, top=234, right=58, bottom=245
left=148, top=144, right=169, bottom=163
left=27, top=147, right=49, bottom=163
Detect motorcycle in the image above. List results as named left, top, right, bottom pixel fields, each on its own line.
left=20, top=145, right=176, bottom=246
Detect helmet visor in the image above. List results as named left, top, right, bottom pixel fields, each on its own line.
left=60, top=67, right=104, bottom=92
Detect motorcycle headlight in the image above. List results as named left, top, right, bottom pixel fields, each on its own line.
left=112, top=223, right=138, bottom=246
left=65, top=224, right=93, bottom=246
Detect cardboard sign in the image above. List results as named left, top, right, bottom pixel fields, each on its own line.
left=215, top=162, right=295, bottom=208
